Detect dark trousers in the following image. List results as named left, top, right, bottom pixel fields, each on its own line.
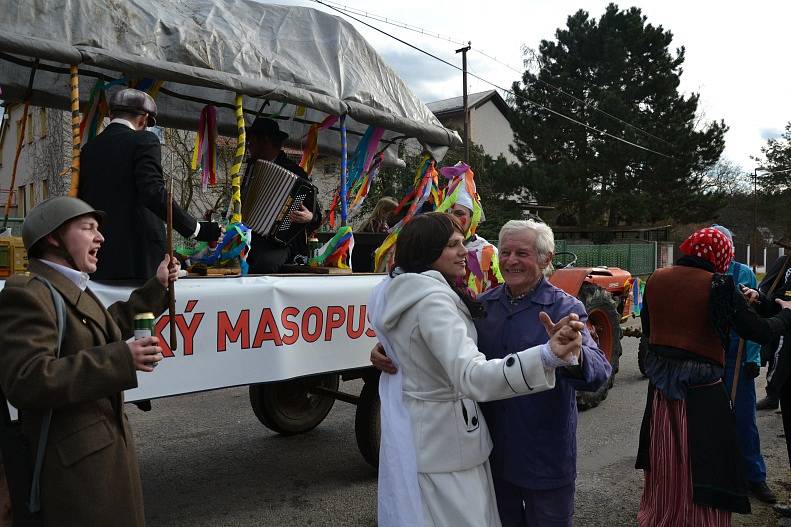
left=247, top=233, right=289, bottom=274
left=781, top=381, right=791, bottom=467
left=494, top=477, right=574, bottom=527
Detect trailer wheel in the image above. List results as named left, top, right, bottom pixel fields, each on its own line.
left=249, top=374, right=339, bottom=435
left=638, top=337, right=648, bottom=378
left=576, top=283, right=622, bottom=411
left=355, top=373, right=381, bottom=468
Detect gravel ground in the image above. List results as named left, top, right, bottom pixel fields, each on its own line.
left=129, top=326, right=790, bottom=526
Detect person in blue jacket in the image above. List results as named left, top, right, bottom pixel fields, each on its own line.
left=712, top=224, right=777, bottom=503
left=475, top=220, right=611, bottom=527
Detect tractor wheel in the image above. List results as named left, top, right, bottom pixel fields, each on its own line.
left=638, top=337, right=648, bottom=378
left=576, top=283, right=623, bottom=411
left=249, top=374, right=339, bottom=435
left=355, top=373, right=381, bottom=468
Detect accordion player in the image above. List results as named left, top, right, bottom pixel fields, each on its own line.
left=241, top=157, right=321, bottom=273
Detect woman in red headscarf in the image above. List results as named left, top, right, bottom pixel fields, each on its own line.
left=636, top=227, right=791, bottom=526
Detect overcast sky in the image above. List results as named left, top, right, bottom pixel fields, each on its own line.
left=279, top=0, right=790, bottom=173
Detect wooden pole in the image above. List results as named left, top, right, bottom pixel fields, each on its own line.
left=167, top=175, right=177, bottom=351
left=455, top=43, right=472, bottom=163
left=68, top=64, right=81, bottom=197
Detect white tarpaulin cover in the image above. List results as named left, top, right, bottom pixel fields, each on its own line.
left=0, top=0, right=461, bottom=161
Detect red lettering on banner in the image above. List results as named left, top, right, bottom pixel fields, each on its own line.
left=154, top=316, right=175, bottom=357
left=281, top=307, right=300, bottom=346
left=175, top=312, right=204, bottom=356
left=365, top=326, right=377, bottom=337
left=253, top=308, right=283, bottom=347
left=346, top=305, right=366, bottom=339
left=217, top=310, right=250, bottom=351
left=301, top=306, right=323, bottom=343
left=325, top=306, right=346, bottom=341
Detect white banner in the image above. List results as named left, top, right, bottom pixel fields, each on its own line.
left=2, top=274, right=385, bottom=402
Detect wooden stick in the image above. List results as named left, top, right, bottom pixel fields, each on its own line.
left=730, top=339, right=745, bottom=404
left=167, top=176, right=177, bottom=351
left=68, top=64, right=81, bottom=197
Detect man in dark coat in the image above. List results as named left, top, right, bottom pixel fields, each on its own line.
left=242, top=118, right=322, bottom=273
left=79, top=88, right=221, bottom=281
left=0, top=196, right=178, bottom=526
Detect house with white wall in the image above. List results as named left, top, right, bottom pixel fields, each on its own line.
left=427, top=90, right=517, bottom=164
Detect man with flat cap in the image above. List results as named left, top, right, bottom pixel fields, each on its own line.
left=242, top=117, right=321, bottom=273
left=79, top=88, right=221, bottom=281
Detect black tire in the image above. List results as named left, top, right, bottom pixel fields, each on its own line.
left=576, top=283, right=623, bottom=411
left=638, top=337, right=648, bottom=378
left=249, top=374, right=339, bottom=435
left=355, top=372, right=381, bottom=468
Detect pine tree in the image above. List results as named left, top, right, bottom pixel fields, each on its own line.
left=509, top=3, right=727, bottom=226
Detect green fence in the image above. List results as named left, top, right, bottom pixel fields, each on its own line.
left=554, top=241, right=656, bottom=276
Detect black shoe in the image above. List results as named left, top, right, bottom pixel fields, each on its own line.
left=750, top=481, right=778, bottom=504
left=757, top=395, right=780, bottom=411
left=774, top=503, right=791, bottom=518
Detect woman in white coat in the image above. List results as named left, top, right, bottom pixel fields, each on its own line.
left=369, top=212, right=584, bottom=527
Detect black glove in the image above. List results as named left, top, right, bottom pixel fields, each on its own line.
left=743, top=362, right=760, bottom=379
left=196, top=221, right=222, bottom=242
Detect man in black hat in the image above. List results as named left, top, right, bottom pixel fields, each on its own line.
left=79, top=88, right=222, bottom=281
left=243, top=117, right=321, bottom=273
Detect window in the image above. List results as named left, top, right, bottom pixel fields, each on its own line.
left=39, top=108, right=47, bottom=138
left=42, top=179, right=49, bottom=201
left=27, top=182, right=34, bottom=208
left=17, top=185, right=25, bottom=216
left=26, top=112, right=34, bottom=144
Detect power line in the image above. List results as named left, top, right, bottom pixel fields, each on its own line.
left=312, top=0, right=675, bottom=160
left=315, top=0, right=676, bottom=149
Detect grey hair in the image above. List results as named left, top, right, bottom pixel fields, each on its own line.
left=498, top=219, right=555, bottom=262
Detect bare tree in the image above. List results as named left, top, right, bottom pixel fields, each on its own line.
left=29, top=109, right=72, bottom=199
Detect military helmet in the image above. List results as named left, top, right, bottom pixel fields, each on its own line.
left=22, top=197, right=106, bottom=251
left=109, top=88, right=158, bottom=127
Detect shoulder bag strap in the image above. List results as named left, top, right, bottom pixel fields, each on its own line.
left=26, top=276, right=67, bottom=514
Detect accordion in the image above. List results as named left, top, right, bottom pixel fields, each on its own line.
left=241, top=160, right=315, bottom=246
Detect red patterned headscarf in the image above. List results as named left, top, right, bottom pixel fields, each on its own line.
left=679, top=227, right=734, bottom=273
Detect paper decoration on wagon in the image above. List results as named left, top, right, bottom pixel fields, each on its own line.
left=300, top=115, right=338, bottom=176
left=309, top=225, right=354, bottom=269
left=373, top=154, right=438, bottom=271
left=328, top=125, right=386, bottom=227
left=348, top=151, right=385, bottom=215
left=191, top=105, right=218, bottom=190
left=80, top=78, right=125, bottom=144
left=187, top=222, right=252, bottom=274
left=435, top=162, right=483, bottom=238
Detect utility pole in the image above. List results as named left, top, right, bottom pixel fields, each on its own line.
left=455, top=42, right=471, bottom=163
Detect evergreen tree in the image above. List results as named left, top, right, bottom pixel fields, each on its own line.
left=509, top=3, right=727, bottom=226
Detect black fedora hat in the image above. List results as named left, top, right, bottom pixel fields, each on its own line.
left=247, top=118, right=289, bottom=142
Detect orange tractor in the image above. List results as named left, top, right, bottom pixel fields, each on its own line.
left=549, top=251, right=636, bottom=410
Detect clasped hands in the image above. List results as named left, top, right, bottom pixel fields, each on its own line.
left=538, top=312, right=584, bottom=365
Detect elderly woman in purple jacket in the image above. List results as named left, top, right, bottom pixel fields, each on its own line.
left=373, top=219, right=610, bottom=526
left=474, top=219, right=611, bottom=527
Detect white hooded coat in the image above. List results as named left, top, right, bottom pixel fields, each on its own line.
left=370, top=270, right=556, bottom=526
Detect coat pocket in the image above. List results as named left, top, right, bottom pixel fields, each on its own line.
left=55, top=418, right=115, bottom=467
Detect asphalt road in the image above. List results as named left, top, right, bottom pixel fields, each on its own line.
left=129, top=329, right=789, bottom=526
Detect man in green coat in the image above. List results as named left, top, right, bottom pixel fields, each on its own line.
left=0, top=197, right=179, bottom=526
